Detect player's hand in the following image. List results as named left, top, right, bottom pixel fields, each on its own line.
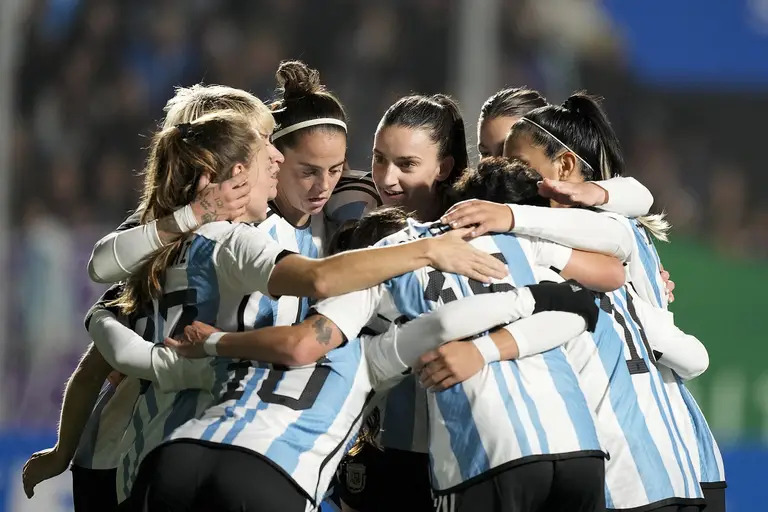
left=537, top=178, right=608, bottom=207
left=660, top=264, right=675, bottom=303
left=416, top=341, right=485, bottom=391
left=164, top=321, right=221, bottom=359
left=427, top=228, right=508, bottom=283
left=440, top=199, right=514, bottom=238
left=190, top=171, right=251, bottom=225
left=22, top=446, right=69, bottom=498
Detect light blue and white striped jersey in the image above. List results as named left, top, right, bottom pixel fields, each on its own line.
left=72, top=377, right=141, bottom=470
left=561, top=278, right=704, bottom=509
left=316, top=219, right=603, bottom=492
left=609, top=214, right=725, bottom=486
left=106, top=222, right=285, bottom=502
left=167, top=210, right=375, bottom=507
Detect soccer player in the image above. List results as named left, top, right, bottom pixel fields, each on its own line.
left=86, top=106, right=505, bottom=509
left=22, top=84, right=275, bottom=511
left=477, top=87, right=548, bottom=159
left=443, top=92, right=720, bottom=510
left=166, top=198, right=648, bottom=509
left=441, top=157, right=709, bottom=511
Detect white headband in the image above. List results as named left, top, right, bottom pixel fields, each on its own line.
left=271, top=118, right=347, bottom=141
left=519, top=117, right=595, bottom=172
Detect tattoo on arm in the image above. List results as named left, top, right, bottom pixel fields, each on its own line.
left=312, top=317, right=333, bottom=345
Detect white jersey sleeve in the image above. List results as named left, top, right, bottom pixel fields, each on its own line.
left=595, top=176, right=653, bottom=218
left=313, top=284, right=386, bottom=340
left=629, top=297, right=709, bottom=380
left=524, top=234, right=573, bottom=272
left=86, top=307, right=216, bottom=392
left=215, top=223, right=290, bottom=297
left=509, top=205, right=633, bottom=261
left=88, top=210, right=162, bottom=283
left=505, top=311, right=587, bottom=359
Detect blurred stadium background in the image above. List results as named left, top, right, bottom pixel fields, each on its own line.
left=1, top=0, right=766, bottom=510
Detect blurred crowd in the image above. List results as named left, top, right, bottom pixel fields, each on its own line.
left=6, top=0, right=768, bottom=426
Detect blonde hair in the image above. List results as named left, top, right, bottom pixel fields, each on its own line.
left=112, top=111, right=263, bottom=314
left=637, top=213, right=671, bottom=242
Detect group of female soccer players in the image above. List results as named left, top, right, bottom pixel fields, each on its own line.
left=21, top=60, right=726, bottom=512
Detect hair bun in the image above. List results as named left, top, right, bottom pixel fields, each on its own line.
left=276, top=60, right=323, bottom=100
left=562, top=91, right=603, bottom=116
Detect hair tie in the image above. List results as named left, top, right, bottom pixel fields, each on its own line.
left=176, top=123, right=192, bottom=139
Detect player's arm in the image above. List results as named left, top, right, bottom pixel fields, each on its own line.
left=418, top=310, right=590, bottom=391
left=365, top=282, right=599, bottom=390
left=221, top=224, right=507, bottom=301
left=266, top=228, right=506, bottom=299
left=86, top=307, right=215, bottom=392
left=536, top=176, right=653, bottom=217
left=22, top=344, right=112, bottom=498
left=528, top=237, right=625, bottom=293
left=170, top=285, right=386, bottom=366
left=84, top=285, right=214, bottom=392
left=88, top=173, right=251, bottom=283
left=631, top=296, right=709, bottom=380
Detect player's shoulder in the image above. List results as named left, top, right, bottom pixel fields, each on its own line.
left=374, top=218, right=438, bottom=247
left=194, top=221, right=276, bottom=250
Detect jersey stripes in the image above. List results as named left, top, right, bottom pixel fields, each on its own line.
left=166, top=210, right=376, bottom=505
left=569, top=286, right=703, bottom=509
left=373, top=220, right=603, bottom=492
left=622, top=216, right=725, bottom=486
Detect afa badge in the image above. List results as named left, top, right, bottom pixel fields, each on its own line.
left=346, top=463, right=366, bottom=493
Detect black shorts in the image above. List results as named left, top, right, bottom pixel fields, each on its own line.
left=71, top=465, right=118, bottom=512
left=439, top=456, right=606, bottom=512
left=702, top=483, right=727, bottom=512
left=337, top=445, right=433, bottom=512
left=129, top=440, right=310, bottom=512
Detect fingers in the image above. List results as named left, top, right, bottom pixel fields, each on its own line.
left=666, top=279, right=676, bottom=293
left=473, top=251, right=508, bottom=279
left=163, top=337, right=183, bottom=349
left=226, top=171, right=249, bottom=189
left=445, top=226, right=476, bottom=240
left=431, top=376, right=460, bottom=391
left=442, top=200, right=476, bottom=221
left=668, top=291, right=675, bottom=304
left=416, top=350, right=440, bottom=371
left=420, top=367, right=452, bottom=389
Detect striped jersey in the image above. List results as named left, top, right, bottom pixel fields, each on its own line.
left=561, top=278, right=704, bottom=509
left=315, top=219, right=603, bottom=493
left=608, top=214, right=725, bottom=486
left=166, top=208, right=374, bottom=506
left=105, top=222, right=285, bottom=502
left=72, top=377, right=141, bottom=470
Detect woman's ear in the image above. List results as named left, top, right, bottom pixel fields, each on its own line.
left=230, top=163, right=246, bottom=179
left=436, top=156, right=455, bottom=182
left=558, top=152, right=579, bottom=181
left=196, top=172, right=211, bottom=192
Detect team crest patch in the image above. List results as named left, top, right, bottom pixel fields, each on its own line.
left=346, top=463, right=366, bottom=493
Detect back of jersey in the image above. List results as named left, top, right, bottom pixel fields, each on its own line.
left=567, top=283, right=703, bottom=509
left=379, top=221, right=602, bottom=492
left=608, top=214, right=725, bottom=487
left=168, top=215, right=374, bottom=506
left=116, top=222, right=253, bottom=502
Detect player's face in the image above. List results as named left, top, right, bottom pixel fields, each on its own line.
left=245, top=136, right=283, bottom=222
left=277, top=131, right=346, bottom=216
left=478, top=116, right=519, bottom=158
left=372, top=125, right=449, bottom=220
left=503, top=132, right=561, bottom=181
